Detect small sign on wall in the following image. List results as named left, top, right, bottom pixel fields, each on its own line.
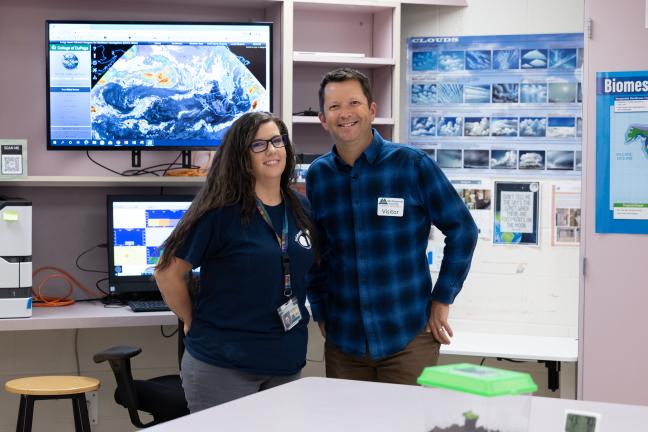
left=493, top=181, right=540, bottom=245
left=0, top=139, right=27, bottom=178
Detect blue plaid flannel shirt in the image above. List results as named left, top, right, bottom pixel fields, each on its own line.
left=305, top=130, right=478, bottom=358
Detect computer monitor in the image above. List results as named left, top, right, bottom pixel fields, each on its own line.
left=47, top=21, right=273, bottom=151
left=107, top=194, right=195, bottom=298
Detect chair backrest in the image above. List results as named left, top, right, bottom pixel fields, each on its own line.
left=92, top=345, right=149, bottom=428
left=93, top=319, right=187, bottom=428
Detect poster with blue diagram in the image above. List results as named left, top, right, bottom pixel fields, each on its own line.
left=595, top=71, right=648, bottom=234
left=407, top=33, right=583, bottom=177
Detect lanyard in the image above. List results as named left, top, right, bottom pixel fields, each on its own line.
left=255, top=197, right=292, bottom=298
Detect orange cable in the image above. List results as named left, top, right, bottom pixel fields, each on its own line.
left=31, top=266, right=106, bottom=307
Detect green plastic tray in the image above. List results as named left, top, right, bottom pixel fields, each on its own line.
left=417, top=363, right=538, bottom=397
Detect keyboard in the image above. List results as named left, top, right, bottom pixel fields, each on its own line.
left=128, top=300, right=170, bottom=312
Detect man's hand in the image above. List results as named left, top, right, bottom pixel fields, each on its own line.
left=427, top=301, right=453, bottom=344
left=317, top=321, right=326, bottom=338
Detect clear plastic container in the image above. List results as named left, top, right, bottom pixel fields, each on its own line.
left=417, top=363, right=537, bottom=432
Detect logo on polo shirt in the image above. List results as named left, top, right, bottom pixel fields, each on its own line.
left=295, top=230, right=312, bottom=249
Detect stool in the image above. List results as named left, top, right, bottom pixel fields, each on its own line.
left=5, top=375, right=100, bottom=432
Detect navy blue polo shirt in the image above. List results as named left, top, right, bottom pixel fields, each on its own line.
left=177, top=199, right=314, bottom=376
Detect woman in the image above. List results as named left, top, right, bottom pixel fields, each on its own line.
left=154, top=111, right=317, bottom=412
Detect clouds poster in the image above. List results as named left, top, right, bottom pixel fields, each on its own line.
left=407, top=33, right=583, bottom=178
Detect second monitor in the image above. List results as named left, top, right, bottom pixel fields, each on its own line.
left=107, top=194, right=195, bottom=300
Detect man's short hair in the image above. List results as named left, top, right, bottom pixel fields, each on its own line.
left=318, top=68, right=374, bottom=113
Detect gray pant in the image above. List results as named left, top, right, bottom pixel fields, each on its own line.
left=180, top=350, right=301, bottom=413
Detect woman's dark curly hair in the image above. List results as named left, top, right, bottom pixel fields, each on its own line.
left=157, top=111, right=318, bottom=270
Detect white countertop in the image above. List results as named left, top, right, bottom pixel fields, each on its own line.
left=0, top=301, right=176, bottom=331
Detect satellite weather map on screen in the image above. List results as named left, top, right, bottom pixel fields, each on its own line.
left=47, top=21, right=272, bottom=150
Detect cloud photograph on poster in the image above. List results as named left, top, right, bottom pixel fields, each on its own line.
left=464, top=84, right=491, bottom=103
left=464, top=117, right=490, bottom=136
left=549, top=48, right=577, bottom=69
left=411, top=116, right=437, bottom=136
left=520, top=83, right=547, bottom=103
left=412, top=51, right=438, bottom=71
left=547, top=150, right=575, bottom=170
left=492, top=83, right=519, bottom=103
left=519, top=117, right=547, bottom=137
left=521, top=48, right=547, bottom=68
left=438, top=83, right=464, bottom=103
left=491, top=149, right=518, bottom=169
left=411, top=83, right=437, bottom=104
left=463, top=149, right=490, bottom=169
left=437, top=149, right=463, bottom=168
left=491, top=117, right=518, bottom=136
left=547, top=117, right=576, bottom=137
left=439, top=50, right=465, bottom=71
left=493, top=49, right=519, bottom=69
left=466, top=50, right=491, bottom=70
left=438, top=117, right=463, bottom=136
left=548, top=82, right=577, bottom=103
left=519, top=150, right=546, bottom=169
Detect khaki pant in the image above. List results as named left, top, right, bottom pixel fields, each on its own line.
left=324, top=331, right=441, bottom=385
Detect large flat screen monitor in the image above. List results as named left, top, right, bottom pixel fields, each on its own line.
left=47, top=21, right=272, bottom=150
left=107, top=194, right=195, bottom=297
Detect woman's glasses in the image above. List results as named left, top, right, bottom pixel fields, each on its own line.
left=249, top=134, right=288, bottom=153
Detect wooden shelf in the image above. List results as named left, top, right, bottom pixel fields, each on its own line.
left=0, top=176, right=205, bottom=187
left=401, top=0, right=467, bottom=5
left=293, top=53, right=395, bottom=68
left=293, top=116, right=395, bottom=125
left=293, top=0, right=397, bottom=12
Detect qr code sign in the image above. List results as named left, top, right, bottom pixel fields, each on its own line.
left=1, top=154, right=22, bottom=175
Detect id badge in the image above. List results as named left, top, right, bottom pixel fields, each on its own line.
left=277, top=296, right=302, bottom=331
left=377, top=197, right=404, bottom=217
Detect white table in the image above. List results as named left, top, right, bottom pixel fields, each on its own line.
left=0, top=301, right=176, bottom=331
left=0, top=304, right=576, bottom=396
left=441, top=332, right=578, bottom=398
left=146, top=377, right=648, bottom=432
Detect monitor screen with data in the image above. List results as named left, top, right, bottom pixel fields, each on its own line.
left=107, top=194, right=195, bottom=296
left=47, top=21, right=272, bottom=150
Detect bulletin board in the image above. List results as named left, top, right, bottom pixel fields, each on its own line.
left=406, top=33, right=584, bottom=338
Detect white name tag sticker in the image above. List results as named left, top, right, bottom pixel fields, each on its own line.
left=377, top=197, right=404, bottom=217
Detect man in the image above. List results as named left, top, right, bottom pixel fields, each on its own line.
left=305, top=68, right=478, bottom=385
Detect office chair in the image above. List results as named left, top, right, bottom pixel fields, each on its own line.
left=93, top=324, right=189, bottom=428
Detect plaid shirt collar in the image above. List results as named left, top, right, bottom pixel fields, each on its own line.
left=331, top=128, right=383, bottom=169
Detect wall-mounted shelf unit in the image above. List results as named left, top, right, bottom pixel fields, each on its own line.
left=283, top=0, right=401, bottom=153
left=0, top=176, right=204, bottom=187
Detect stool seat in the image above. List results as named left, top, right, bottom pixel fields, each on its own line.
left=5, top=376, right=100, bottom=396
left=5, top=376, right=100, bottom=432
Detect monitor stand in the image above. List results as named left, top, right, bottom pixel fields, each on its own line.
left=131, top=150, right=141, bottom=168
left=130, top=150, right=192, bottom=169
left=181, top=150, right=192, bottom=168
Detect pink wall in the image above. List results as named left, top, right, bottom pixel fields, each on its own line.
left=580, top=0, right=648, bottom=405
left=0, top=0, right=275, bottom=176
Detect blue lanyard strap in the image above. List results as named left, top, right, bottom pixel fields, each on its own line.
left=255, top=197, right=292, bottom=298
